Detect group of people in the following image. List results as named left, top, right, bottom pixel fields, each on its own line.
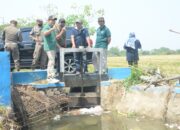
left=2, top=15, right=142, bottom=83
left=2, top=16, right=111, bottom=83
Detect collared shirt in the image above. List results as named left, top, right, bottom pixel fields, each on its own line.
left=30, top=25, right=43, bottom=42
left=71, top=27, right=89, bottom=47
left=30, top=25, right=43, bottom=37
left=56, top=26, right=66, bottom=47
left=2, top=25, right=22, bottom=43
left=42, top=24, right=57, bottom=51
left=95, top=25, right=111, bottom=49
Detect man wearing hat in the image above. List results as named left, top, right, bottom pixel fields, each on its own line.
left=30, top=19, right=47, bottom=70
left=71, top=19, right=91, bottom=74
left=2, top=20, right=22, bottom=71
left=55, top=18, right=67, bottom=73
left=56, top=18, right=66, bottom=47
left=42, top=15, right=59, bottom=83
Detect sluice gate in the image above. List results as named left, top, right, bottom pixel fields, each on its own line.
left=0, top=50, right=132, bottom=129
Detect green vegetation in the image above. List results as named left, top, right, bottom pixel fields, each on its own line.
left=108, top=47, right=180, bottom=56
left=108, top=55, right=180, bottom=89
left=107, top=55, right=180, bottom=75
left=123, top=67, right=143, bottom=90
left=0, top=4, right=104, bottom=36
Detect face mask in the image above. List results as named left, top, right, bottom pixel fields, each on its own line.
left=38, top=24, right=42, bottom=27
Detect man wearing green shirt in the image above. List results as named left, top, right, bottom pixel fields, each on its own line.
left=93, top=17, right=111, bottom=73
left=42, top=15, right=59, bottom=83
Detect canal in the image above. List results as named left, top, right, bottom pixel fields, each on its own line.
left=32, top=112, right=178, bottom=130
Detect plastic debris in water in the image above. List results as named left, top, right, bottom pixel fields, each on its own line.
left=53, top=115, right=61, bottom=121
left=79, top=106, right=103, bottom=116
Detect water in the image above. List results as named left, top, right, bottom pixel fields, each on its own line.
left=31, top=112, right=179, bottom=130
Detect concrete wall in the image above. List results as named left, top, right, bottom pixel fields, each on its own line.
left=101, top=81, right=180, bottom=124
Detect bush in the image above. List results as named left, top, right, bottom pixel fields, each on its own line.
left=123, top=67, right=143, bottom=90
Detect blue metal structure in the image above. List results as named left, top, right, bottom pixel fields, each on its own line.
left=12, top=70, right=65, bottom=88
left=0, top=52, right=11, bottom=106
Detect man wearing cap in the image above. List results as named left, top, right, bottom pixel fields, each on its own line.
left=71, top=19, right=91, bottom=74
left=56, top=18, right=66, bottom=47
left=30, top=19, right=47, bottom=70
left=93, top=17, right=111, bottom=73
left=42, top=15, right=59, bottom=83
left=2, top=20, right=22, bottom=71
left=55, top=18, right=67, bottom=73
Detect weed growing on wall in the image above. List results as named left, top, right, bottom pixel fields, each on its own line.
left=123, top=67, right=143, bottom=90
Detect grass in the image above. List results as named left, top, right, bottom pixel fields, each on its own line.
left=17, top=55, right=180, bottom=76
left=107, top=55, right=180, bottom=76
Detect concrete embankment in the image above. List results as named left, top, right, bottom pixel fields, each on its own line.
left=101, top=80, right=180, bottom=124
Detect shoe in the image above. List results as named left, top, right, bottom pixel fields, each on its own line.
left=14, top=68, right=20, bottom=72
left=76, top=71, right=80, bottom=75
left=31, top=65, right=36, bottom=70
left=47, top=78, right=60, bottom=83
left=55, top=72, right=59, bottom=77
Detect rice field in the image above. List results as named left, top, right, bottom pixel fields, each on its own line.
left=107, top=55, right=180, bottom=76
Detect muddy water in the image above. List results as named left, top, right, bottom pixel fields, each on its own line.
left=31, top=113, right=178, bottom=130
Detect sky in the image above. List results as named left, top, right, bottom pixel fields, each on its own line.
left=0, top=0, right=180, bottom=50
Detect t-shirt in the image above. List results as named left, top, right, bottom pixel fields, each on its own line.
left=42, top=24, right=57, bottom=51
left=71, top=27, right=89, bottom=47
left=56, top=26, right=66, bottom=47
left=95, top=25, right=111, bottom=49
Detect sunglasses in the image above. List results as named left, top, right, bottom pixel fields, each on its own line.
left=61, top=21, right=65, bottom=23
left=98, top=20, right=104, bottom=22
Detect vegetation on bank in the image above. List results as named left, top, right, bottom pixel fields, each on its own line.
left=107, top=55, right=180, bottom=75
left=108, top=55, right=180, bottom=89
left=123, top=67, right=143, bottom=90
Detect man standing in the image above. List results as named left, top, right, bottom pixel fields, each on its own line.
left=55, top=18, right=67, bottom=73
left=71, top=19, right=91, bottom=74
left=124, top=32, right=141, bottom=66
left=30, top=19, right=47, bottom=70
left=93, top=17, right=111, bottom=73
left=42, top=15, right=59, bottom=83
left=2, top=20, right=22, bottom=71
left=56, top=18, right=66, bottom=47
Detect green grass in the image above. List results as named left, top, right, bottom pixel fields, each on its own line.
left=17, top=55, right=180, bottom=76
left=107, top=55, right=180, bottom=76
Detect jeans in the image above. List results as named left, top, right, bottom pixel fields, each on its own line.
left=74, top=52, right=87, bottom=73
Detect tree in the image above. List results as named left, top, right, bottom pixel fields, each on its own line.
left=0, top=4, right=104, bottom=34
left=108, top=47, right=121, bottom=56
left=151, top=47, right=175, bottom=55
left=41, top=3, right=104, bottom=35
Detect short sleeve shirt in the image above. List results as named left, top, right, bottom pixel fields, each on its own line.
left=42, top=24, right=57, bottom=51
left=71, top=28, right=89, bottom=47
left=95, top=25, right=111, bottom=49
left=56, top=26, right=66, bottom=47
